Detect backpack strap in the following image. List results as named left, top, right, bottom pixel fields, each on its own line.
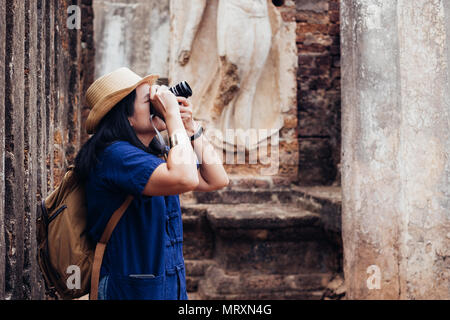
left=90, top=195, right=134, bottom=300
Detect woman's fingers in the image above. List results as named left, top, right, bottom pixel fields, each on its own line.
left=150, top=85, right=158, bottom=100
left=179, top=107, right=193, bottom=123
left=150, top=84, right=168, bottom=99
left=180, top=106, right=192, bottom=114
left=177, top=97, right=194, bottom=117
left=176, top=96, right=189, bottom=106
left=156, top=85, right=169, bottom=95
left=151, top=86, right=192, bottom=115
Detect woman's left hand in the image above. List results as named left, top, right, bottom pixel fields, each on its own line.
left=177, top=96, right=199, bottom=137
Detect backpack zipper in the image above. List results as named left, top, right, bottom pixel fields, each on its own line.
left=48, top=205, right=68, bottom=224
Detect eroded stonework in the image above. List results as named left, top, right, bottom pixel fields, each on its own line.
left=169, top=0, right=297, bottom=153
left=341, top=0, right=450, bottom=299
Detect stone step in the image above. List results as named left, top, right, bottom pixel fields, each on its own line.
left=182, top=202, right=341, bottom=299
left=179, top=187, right=343, bottom=300
left=226, top=175, right=281, bottom=189
left=181, top=202, right=327, bottom=243
left=208, top=204, right=327, bottom=243
left=196, top=265, right=334, bottom=300
left=184, top=259, right=216, bottom=293
left=180, top=201, right=341, bottom=263
left=205, top=203, right=321, bottom=229
left=291, top=185, right=342, bottom=237
left=181, top=186, right=341, bottom=236
left=181, top=204, right=215, bottom=260
left=182, top=185, right=341, bottom=212
left=181, top=202, right=341, bottom=274
left=182, top=185, right=341, bottom=234
left=185, top=259, right=217, bottom=277
left=186, top=292, right=202, bottom=300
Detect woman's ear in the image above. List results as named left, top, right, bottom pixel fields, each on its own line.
left=128, top=117, right=134, bottom=128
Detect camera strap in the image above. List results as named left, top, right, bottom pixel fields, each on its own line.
left=150, top=114, right=170, bottom=158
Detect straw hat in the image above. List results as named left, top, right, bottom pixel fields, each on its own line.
left=85, top=67, right=159, bottom=134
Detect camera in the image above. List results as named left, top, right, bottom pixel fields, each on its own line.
left=150, top=81, right=192, bottom=118
left=169, top=81, right=192, bottom=98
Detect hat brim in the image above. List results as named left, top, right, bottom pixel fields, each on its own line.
left=86, top=74, right=159, bottom=134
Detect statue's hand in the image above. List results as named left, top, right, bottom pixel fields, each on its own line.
left=178, top=49, right=191, bottom=66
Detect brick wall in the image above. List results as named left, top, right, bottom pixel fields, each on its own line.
left=0, top=0, right=94, bottom=299
left=295, top=0, right=341, bottom=185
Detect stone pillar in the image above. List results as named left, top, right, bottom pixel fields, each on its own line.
left=341, top=0, right=450, bottom=299
left=0, top=0, right=7, bottom=299
left=0, top=0, right=95, bottom=299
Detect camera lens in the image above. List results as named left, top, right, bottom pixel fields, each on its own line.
left=169, top=81, right=192, bottom=98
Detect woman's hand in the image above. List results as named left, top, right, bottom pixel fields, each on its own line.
left=149, top=85, right=180, bottom=119
left=177, top=96, right=199, bottom=137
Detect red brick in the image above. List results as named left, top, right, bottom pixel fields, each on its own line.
left=298, top=67, right=328, bottom=77
left=298, top=22, right=329, bottom=34
left=298, top=55, right=315, bottom=66
left=331, top=35, right=340, bottom=45
left=298, top=43, right=328, bottom=54
left=329, top=2, right=340, bottom=11
left=329, top=24, right=340, bottom=35
left=296, top=11, right=329, bottom=24
left=315, top=55, right=332, bottom=68
left=329, top=11, right=340, bottom=23
left=330, top=45, right=340, bottom=55
left=296, top=33, right=306, bottom=42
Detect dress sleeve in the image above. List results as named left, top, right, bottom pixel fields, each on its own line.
left=101, top=142, right=165, bottom=197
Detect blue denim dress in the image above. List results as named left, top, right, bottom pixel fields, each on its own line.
left=85, top=141, right=189, bottom=300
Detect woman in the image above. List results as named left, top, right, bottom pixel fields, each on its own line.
left=74, top=67, right=229, bottom=300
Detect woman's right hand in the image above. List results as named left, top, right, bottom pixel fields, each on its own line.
left=149, top=85, right=180, bottom=119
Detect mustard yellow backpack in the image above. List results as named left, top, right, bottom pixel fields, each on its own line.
left=36, top=165, right=132, bottom=299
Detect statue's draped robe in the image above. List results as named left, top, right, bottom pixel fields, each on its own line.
left=169, top=0, right=285, bottom=151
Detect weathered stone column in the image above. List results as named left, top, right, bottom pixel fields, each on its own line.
left=341, top=0, right=450, bottom=299
left=0, top=0, right=95, bottom=299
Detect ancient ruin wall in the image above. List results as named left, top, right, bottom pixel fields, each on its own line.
left=0, top=0, right=94, bottom=299
left=341, top=0, right=450, bottom=299
left=295, top=0, right=341, bottom=186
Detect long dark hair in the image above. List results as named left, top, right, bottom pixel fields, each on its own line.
left=74, top=89, right=166, bottom=183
